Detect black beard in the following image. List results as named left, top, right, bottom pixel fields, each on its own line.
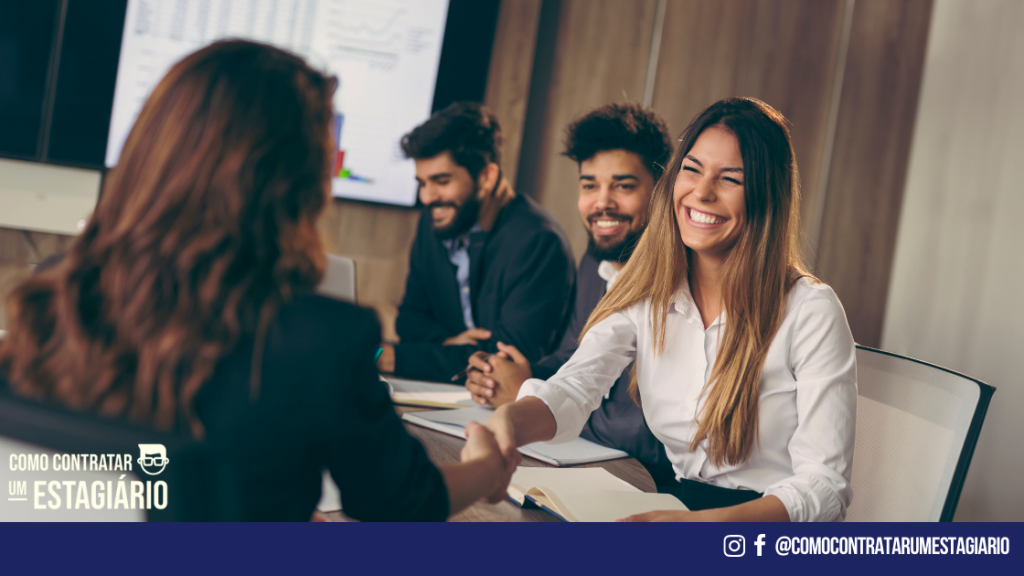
left=588, top=227, right=644, bottom=263
left=429, top=186, right=481, bottom=240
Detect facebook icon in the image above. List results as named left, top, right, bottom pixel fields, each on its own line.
left=755, top=534, right=766, bottom=556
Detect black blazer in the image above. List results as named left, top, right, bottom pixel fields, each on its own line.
left=394, top=194, right=575, bottom=382
left=532, top=251, right=674, bottom=481
left=1, top=293, right=449, bottom=522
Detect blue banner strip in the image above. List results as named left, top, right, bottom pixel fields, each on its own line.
left=0, top=522, right=1020, bottom=574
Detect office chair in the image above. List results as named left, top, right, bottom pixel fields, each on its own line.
left=845, top=345, right=994, bottom=522
left=317, top=253, right=357, bottom=302
left=0, top=392, right=242, bottom=521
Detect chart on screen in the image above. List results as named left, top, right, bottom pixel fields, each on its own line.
left=105, top=0, right=449, bottom=206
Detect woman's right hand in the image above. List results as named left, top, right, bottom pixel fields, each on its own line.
left=480, top=408, right=523, bottom=504
left=483, top=405, right=522, bottom=471
left=462, top=421, right=515, bottom=504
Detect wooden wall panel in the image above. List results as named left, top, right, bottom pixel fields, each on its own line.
left=0, top=228, right=75, bottom=263
left=484, top=0, right=543, bottom=189
left=816, top=0, right=933, bottom=346
left=0, top=227, right=76, bottom=329
left=0, top=264, right=30, bottom=329
left=317, top=202, right=419, bottom=341
left=529, top=0, right=659, bottom=258
left=650, top=0, right=846, bottom=255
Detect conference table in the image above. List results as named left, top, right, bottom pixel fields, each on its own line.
left=323, top=406, right=656, bottom=522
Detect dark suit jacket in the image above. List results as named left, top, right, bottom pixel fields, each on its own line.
left=394, top=194, right=575, bottom=382
left=1, top=293, right=449, bottom=522
left=532, top=251, right=674, bottom=481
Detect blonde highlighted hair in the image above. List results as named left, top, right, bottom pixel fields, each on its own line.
left=582, top=97, right=812, bottom=467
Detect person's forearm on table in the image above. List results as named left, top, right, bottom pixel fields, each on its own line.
left=497, top=396, right=557, bottom=447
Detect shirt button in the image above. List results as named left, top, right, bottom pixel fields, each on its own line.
left=463, top=287, right=469, bottom=293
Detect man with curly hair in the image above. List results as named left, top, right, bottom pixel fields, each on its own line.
left=464, top=102, right=675, bottom=480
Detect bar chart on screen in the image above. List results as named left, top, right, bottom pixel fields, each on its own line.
left=105, top=0, right=450, bottom=206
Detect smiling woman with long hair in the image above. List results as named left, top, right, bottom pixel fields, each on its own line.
left=0, top=40, right=509, bottom=521
left=483, top=97, right=857, bottom=522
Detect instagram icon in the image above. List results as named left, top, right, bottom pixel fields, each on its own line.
left=724, top=535, right=746, bottom=557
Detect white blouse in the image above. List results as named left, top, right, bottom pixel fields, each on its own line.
left=518, top=278, right=857, bottom=522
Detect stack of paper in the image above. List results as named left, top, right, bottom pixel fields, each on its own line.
left=384, top=376, right=474, bottom=409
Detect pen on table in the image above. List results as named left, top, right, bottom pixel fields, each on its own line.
left=450, top=366, right=477, bottom=382
left=450, top=353, right=491, bottom=382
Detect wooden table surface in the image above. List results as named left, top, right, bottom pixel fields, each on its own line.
left=325, top=406, right=655, bottom=522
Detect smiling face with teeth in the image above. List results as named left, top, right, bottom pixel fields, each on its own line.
left=673, top=125, right=746, bottom=260
left=577, top=149, right=655, bottom=263
left=414, top=151, right=492, bottom=240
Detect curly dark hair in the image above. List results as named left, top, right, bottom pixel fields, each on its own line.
left=563, top=102, right=673, bottom=180
left=400, top=101, right=503, bottom=179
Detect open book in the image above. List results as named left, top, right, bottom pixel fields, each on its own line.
left=508, top=467, right=688, bottom=522
left=401, top=407, right=629, bottom=466
left=384, top=376, right=475, bottom=409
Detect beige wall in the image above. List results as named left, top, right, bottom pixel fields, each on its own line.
left=882, top=0, right=1024, bottom=521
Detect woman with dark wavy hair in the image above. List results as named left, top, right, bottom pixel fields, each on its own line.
left=0, top=40, right=509, bottom=521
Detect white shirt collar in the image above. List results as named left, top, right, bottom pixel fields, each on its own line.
left=669, top=279, right=727, bottom=329
left=670, top=280, right=693, bottom=315
left=598, top=263, right=723, bottom=327
left=597, top=260, right=622, bottom=292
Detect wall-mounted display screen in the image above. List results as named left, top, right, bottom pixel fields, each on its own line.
left=105, top=0, right=450, bottom=206
left=0, top=0, right=497, bottom=215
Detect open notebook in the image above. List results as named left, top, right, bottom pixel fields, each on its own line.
left=384, top=376, right=475, bottom=409
left=509, top=467, right=688, bottom=522
left=401, top=407, right=629, bottom=466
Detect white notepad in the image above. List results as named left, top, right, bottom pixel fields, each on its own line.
left=384, top=376, right=475, bottom=409
left=508, top=467, right=688, bottom=522
left=401, top=407, right=629, bottom=466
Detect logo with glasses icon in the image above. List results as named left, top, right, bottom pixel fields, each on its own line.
left=137, top=444, right=170, bottom=476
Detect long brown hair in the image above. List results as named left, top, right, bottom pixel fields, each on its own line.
left=0, top=40, right=337, bottom=438
left=583, top=97, right=810, bottom=467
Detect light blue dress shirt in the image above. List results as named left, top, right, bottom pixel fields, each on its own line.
left=442, top=223, right=483, bottom=330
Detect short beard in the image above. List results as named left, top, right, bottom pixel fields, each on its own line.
left=429, top=186, right=481, bottom=240
left=588, top=227, right=644, bottom=264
